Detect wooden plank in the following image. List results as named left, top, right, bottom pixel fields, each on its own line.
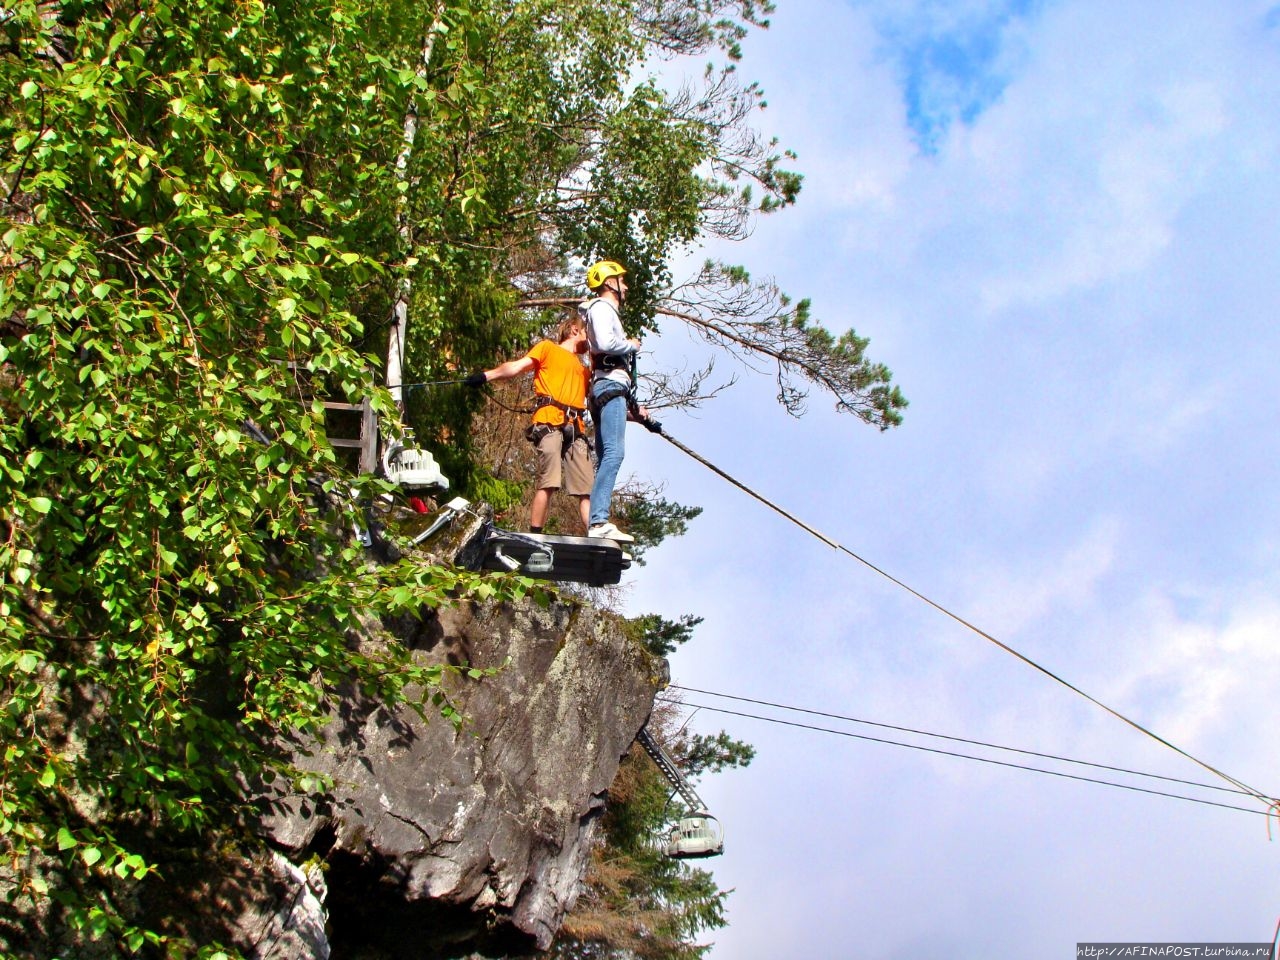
left=358, top=397, right=378, bottom=475
left=321, top=398, right=379, bottom=475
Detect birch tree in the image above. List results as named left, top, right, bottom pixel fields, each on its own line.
left=0, top=1, right=526, bottom=952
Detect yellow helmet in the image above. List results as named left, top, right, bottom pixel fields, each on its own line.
left=586, top=259, right=627, bottom=290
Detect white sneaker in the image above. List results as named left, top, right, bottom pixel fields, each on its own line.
left=588, top=522, right=635, bottom=543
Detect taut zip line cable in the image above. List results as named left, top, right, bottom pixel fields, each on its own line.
left=647, top=425, right=1276, bottom=811
left=654, top=696, right=1268, bottom=817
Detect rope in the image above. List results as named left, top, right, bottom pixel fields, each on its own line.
left=386, top=378, right=472, bottom=392
left=648, top=426, right=1276, bottom=810
left=393, top=378, right=572, bottom=416
left=657, top=431, right=838, bottom=547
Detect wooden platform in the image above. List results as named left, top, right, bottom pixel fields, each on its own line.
left=479, top=529, right=631, bottom=586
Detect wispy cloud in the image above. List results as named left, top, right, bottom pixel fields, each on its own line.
left=1100, top=588, right=1280, bottom=757
left=631, top=3, right=1280, bottom=957
left=974, top=74, right=1232, bottom=311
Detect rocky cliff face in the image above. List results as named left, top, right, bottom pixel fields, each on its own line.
left=1, top=509, right=656, bottom=959
left=250, top=511, right=663, bottom=958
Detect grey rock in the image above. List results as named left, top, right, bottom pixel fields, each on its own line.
left=257, top=516, right=661, bottom=956
left=247, top=854, right=330, bottom=960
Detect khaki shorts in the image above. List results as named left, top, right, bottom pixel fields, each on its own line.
left=534, top=426, right=593, bottom=495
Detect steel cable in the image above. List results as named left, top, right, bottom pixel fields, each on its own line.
left=651, top=428, right=1276, bottom=810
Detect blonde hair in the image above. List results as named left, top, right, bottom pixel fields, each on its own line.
left=556, top=313, right=584, bottom=343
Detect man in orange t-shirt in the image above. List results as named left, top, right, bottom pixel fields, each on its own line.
left=466, top=317, right=593, bottom=533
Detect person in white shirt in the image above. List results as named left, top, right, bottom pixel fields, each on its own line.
left=579, top=260, right=642, bottom=543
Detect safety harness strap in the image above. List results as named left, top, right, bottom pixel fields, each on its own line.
left=591, top=353, right=629, bottom=372
left=532, top=393, right=586, bottom=417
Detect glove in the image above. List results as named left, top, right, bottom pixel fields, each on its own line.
left=463, top=372, right=487, bottom=388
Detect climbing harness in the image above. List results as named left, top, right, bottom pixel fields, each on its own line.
left=531, top=393, right=587, bottom=420
left=585, top=376, right=634, bottom=441
left=578, top=292, right=632, bottom=376
left=526, top=420, right=586, bottom=449
left=527, top=394, right=588, bottom=447
left=591, top=353, right=629, bottom=373
left=587, top=376, right=630, bottom=406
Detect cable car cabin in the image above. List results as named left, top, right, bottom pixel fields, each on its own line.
left=665, top=815, right=724, bottom=859
left=478, top=528, right=631, bottom=587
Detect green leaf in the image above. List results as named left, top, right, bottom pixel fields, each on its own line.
left=0, top=3, right=793, bottom=949
left=56, top=827, right=77, bottom=851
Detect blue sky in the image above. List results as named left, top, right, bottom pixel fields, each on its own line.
left=876, top=0, right=1045, bottom=150
left=621, top=1, right=1280, bottom=957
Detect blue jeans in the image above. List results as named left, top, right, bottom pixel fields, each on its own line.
left=589, top=380, right=628, bottom=527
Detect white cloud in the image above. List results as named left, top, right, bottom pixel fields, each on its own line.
left=973, top=73, right=1232, bottom=310
left=626, top=3, right=1280, bottom=958
left=961, top=514, right=1123, bottom=635
left=773, top=0, right=1280, bottom=320
left=1101, top=589, right=1280, bottom=757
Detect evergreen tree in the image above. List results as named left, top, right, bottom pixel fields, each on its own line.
left=551, top=705, right=753, bottom=960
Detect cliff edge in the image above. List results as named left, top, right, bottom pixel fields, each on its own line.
left=252, top=512, right=664, bottom=957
